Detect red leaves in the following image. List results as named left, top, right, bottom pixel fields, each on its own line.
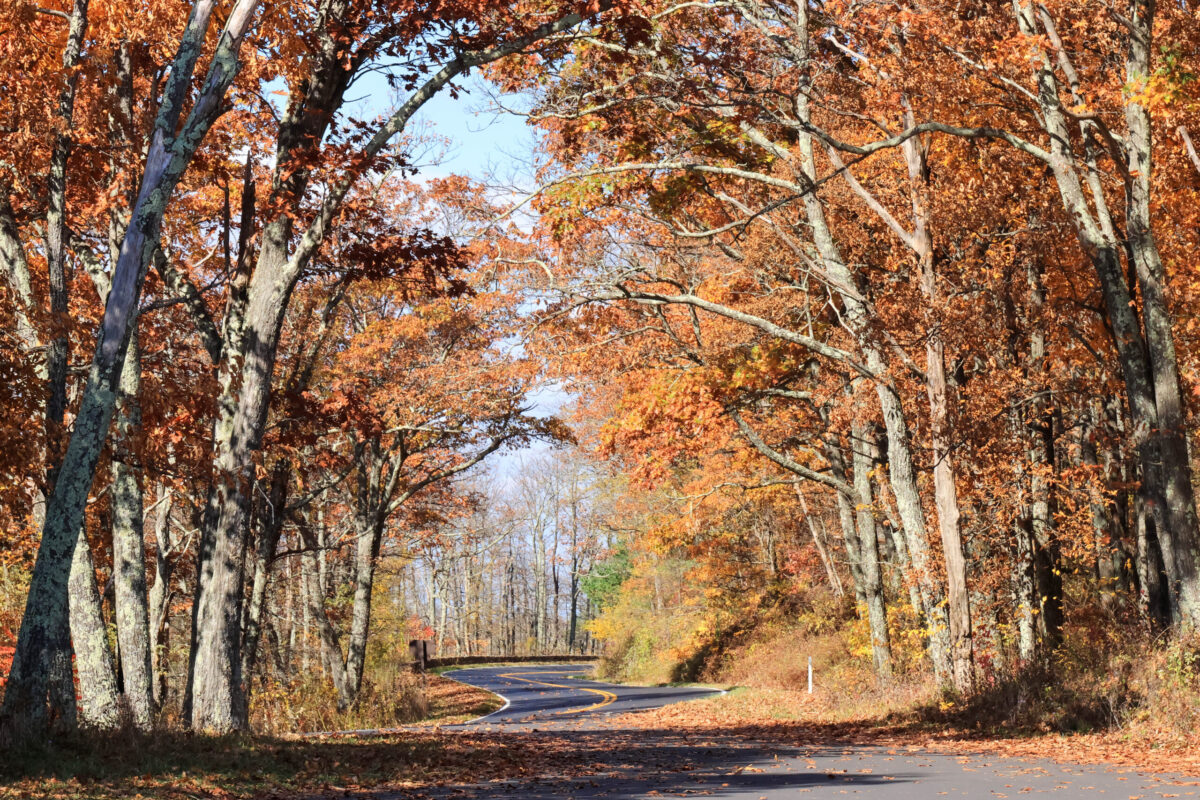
left=0, top=644, right=13, bottom=692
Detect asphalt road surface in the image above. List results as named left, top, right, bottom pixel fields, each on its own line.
left=446, top=664, right=721, bottom=725
left=383, top=665, right=1200, bottom=800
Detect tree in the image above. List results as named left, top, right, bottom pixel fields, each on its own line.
left=1, top=0, right=260, bottom=735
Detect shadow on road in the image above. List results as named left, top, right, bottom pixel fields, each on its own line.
left=318, top=723, right=1196, bottom=800
left=328, top=726, right=917, bottom=799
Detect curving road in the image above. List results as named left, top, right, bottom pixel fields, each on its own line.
left=446, top=664, right=720, bottom=726
left=398, top=665, right=1200, bottom=799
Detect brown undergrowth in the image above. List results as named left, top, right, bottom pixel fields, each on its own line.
left=0, top=673, right=502, bottom=799
left=607, top=597, right=1200, bottom=777
left=249, top=668, right=500, bottom=734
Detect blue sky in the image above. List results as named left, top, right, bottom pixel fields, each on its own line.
left=344, top=70, right=537, bottom=181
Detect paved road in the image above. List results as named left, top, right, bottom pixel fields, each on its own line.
left=384, top=666, right=1200, bottom=799
left=446, top=664, right=721, bottom=725
left=401, top=733, right=1200, bottom=799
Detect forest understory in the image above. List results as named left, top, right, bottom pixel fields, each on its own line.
left=600, top=587, right=1200, bottom=773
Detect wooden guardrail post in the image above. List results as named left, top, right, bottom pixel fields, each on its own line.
left=409, top=639, right=430, bottom=673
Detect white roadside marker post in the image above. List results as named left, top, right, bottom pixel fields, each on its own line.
left=808, top=656, right=813, bottom=694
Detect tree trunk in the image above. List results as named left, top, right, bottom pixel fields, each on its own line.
left=239, top=464, right=287, bottom=697
left=568, top=524, right=580, bottom=652
left=1011, top=512, right=1039, bottom=664
left=1137, top=494, right=1172, bottom=631
left=341, top=516, right=384, bottom=709
left=148, top=484, right=173, bottom=710
left=4, top=0, right=258, bottom=735
left=852, top=421, right=892, bottom=680
left=1012, top=0, right=1200, bottom=629
left=300, top=532, right=351, bottom=702
left=1083, top=405, right=1129, bottom=610
left=796, top=485, right=845, bottom=598
left=1121, top=0, right=1200, bottom=628
left=110, top=339, right=153, bottom=730
left=872, top=475, right=927, bottom=628
left=68, top=531, right=120, bottom=730
left=534, top=527, right=547, bottom=653
left=906, top=120, right=973, bottom=693
left=1, top=0, right=90, bottom=736
left=187, top=229, right=278, bottom=732
left=834, top=489, right=868, bottom=609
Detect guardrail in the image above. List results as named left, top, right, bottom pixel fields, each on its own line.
left=405, top=640, right=601, bottom=672
left=426, top=654, right=600, bottom=669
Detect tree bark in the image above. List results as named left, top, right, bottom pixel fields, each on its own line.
left=904, top=115, right=973, bottom=693
left=184, top=2, right=612, bottom=731
left=239, top=464, right=288, bottom=696
left=789, top=6, right=953, bottom=684
left=1, top=0, right=89, bottom=735
left=299, top=527, right=351, bottom=702
left=1011, top=511, right=1039, bottom=664
left=1137, top=495, right=1172, bottom=631
left=795, top=485, right=845, bottom=598
left=1024, top=261, right=1062, bottom=649
left=342, top=514, right=384, bottom=709
left=148, top=484, right=173, bottom=710
left=1123, top=32, right=1200, bottom=627
left=110, top=339, right=153, bottom=730
left=1083, top=401, right=1134, bottom=608
left=834, top=488, right=868, bottom=610
left=852, top=421, right=893, bottom=680
left=68, top=531, right=120, bottom=730
left=535, top=523, right=548, bottom=652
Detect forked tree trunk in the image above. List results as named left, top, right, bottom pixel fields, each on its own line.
left=790, top=6, right=953, bottom=684
left=1010, top=0, right=1200, bottom=629
left=186, top=1, right=608, bottom=733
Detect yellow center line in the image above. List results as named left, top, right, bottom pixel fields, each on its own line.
left=497, top=670, right=618, bottom=715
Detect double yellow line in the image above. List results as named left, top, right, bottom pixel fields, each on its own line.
left=497, top=670, right=617, bottom=714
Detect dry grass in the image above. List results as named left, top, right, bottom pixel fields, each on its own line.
left=412, top=671, right=505, bottom=726
left=0, top=673, right=503, bottom=799
left=612, top=605, right=1200, bottom=776
left=250, top=668, right=500, bottom=734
